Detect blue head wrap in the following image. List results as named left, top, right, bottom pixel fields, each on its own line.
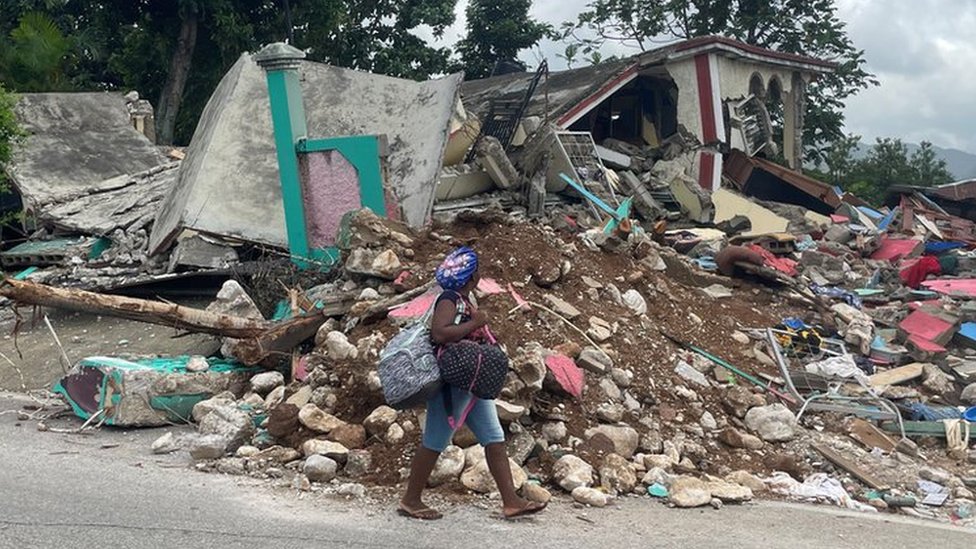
left=435, top=246, right=478, bottom=290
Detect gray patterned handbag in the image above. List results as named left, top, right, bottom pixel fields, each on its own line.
left=377, top=301, right=442, bottom=409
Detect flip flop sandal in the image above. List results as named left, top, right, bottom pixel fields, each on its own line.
left=397, top=506, right=444, bottom=520
left=503, top=501, right=547, bottom=519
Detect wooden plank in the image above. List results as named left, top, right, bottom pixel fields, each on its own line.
left=847, top=419, right=897, bottom=453
left=868, top=363, right=924, bottom=387
left=812, top=443, right=890, bottom=491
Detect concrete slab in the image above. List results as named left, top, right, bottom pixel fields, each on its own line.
left=8, top=93, right=166, bottom=208
left=713, top=188, right=789, bottom=236
left=38, top=163, right=179, bottom=235
left=868, top=363, right=925, bottom=388
left=150, top=54, right=461, bottom=255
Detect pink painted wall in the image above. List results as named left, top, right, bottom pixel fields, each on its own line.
left=299, top=150, right=361, bottom=248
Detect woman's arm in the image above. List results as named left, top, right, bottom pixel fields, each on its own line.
left=430, top=299, right=487, bottom=345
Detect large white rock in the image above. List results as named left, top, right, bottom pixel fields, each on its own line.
left=298, top=403, right=345, bottom=433
left=706, top=480, right=753, bottom=502
left=961, top=382, right=976, bottom=405
left=669, top=476, right=712, bottom=508
left=460, top=458, right=526, bottom=493
left=744, top=403, right=797, bottom=442
left=725, top=470, right=766, bottom=493
left=429, top=445, right=466, bottom=487
left=572, top=486, right=612, bottom=507
left=495, top=400, right=527, bottom=422
left=151, top=432, right=182, bottom=455
left=541, top=421, right=567, bottom=442
left=584, top=425, right=640, bottom=458
left=599, top=453, right=637, bottom=494
left=325, top=331, right=359, bottom=361
left=552, top=455, right=594, bottom=492
left=363, top=405, right=398, bottom=436
left=302, top=439, right=349, bottom=463
left=304, top=454, right=338, bottom=483
left=249, top=371, right=284, bottom=396
left=621, top=289, right=647, bottom=316
left=191, top=392, right=237, bottom=422
left=511, top=342, right=548, bottom=391
left=197, top=405, right=255, bottom=454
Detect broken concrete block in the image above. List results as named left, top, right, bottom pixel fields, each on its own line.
left=53, top=357, right=256, bottom=428
left=168, top=234, right=239, bottom=271
left=577, top=348, right=613, bottom=374
left=543, top=294, right=581, bottom=319
left=744, top=403, right=796, bottom=442
left=474, top=136, right=520, bottom=189
left=345, top=248, right=401, bottom=280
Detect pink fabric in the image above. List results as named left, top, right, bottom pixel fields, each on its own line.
left=899, top=256, right=941, bottom=288
left=508, top=284, right=530, bottom=311
left=544, top=354, right=584, bottom=398
left=388, top=292, right=438, bottom=321
left=477, top=277, right=505, bottom=295
left=747, top=244, right=798, bottom=277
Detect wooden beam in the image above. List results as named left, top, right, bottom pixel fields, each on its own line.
left=0, top=277, right=270, bottom=338
left=847, top=419, right=897, bottom=453
left=812, top=442, right=890, bottom=490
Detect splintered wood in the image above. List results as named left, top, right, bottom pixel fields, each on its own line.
left=812, top=442, right=890, bottom=491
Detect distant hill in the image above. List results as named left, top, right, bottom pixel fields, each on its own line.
left=850, top=142, right=976, bottom=181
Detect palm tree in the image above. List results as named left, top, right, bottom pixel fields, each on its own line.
left=0, top=11, right=71, bottom=91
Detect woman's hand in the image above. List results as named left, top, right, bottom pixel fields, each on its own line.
left=471, top=310, right=488, bottom=328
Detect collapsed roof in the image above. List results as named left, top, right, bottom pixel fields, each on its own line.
left=7, top=93, right=167, bottom=209
left=460, top=35, right=835, bottom=128
left=149, top=54, right=462, bottom=255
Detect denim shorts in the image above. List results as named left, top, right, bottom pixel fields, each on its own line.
left=421, top=386, right=505, bottom=452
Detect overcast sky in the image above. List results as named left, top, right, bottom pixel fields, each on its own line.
left=426, top=0, right=976, bottom=154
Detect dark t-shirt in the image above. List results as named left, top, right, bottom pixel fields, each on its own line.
left=434, top=290, right=471, bottom=325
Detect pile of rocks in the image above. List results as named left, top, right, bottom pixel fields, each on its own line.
left=139, top=209, right=973, bottom=525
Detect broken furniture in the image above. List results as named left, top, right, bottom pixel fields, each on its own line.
left=765, top=328, right=905, bottom=438
left=54, top=355, right=259, bottom=427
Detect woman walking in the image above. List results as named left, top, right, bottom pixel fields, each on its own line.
left=398, top=247, right=546, bottom=520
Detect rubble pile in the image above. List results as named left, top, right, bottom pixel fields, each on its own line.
left=102, top=207, right=965, bottom=524
left=2, top=37, right=975, bottom=527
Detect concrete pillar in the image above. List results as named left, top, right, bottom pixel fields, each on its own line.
left=255, top=42, right=312, bottom=267
left=783, top=72, right=806, bottom=170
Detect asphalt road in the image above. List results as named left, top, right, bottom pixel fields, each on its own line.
left=0, top=392, right=973, bottom=549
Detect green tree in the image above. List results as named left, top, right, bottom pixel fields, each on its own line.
left=0, top=1, right=461, bottom=145
left=291, top=0, right=458, bottom=80
left=454, top=0, right=552, bottom=79
left=562, top=0, right=877, bottom=161
left=910, top=141, right=953, bottom=187
left=0, top=84, right=26, bottom=226
left=841, top=138, right=953, bottom=205
left=0, top=11, right=73, bottom=91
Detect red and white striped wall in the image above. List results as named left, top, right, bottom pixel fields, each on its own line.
left=693, top=53, right=725, bottom=192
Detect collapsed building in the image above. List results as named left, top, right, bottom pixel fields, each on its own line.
left=1, top=37, right=975, bottom=521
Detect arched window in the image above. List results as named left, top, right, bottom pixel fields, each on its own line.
left=749, top=73, right=765, bottom=99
